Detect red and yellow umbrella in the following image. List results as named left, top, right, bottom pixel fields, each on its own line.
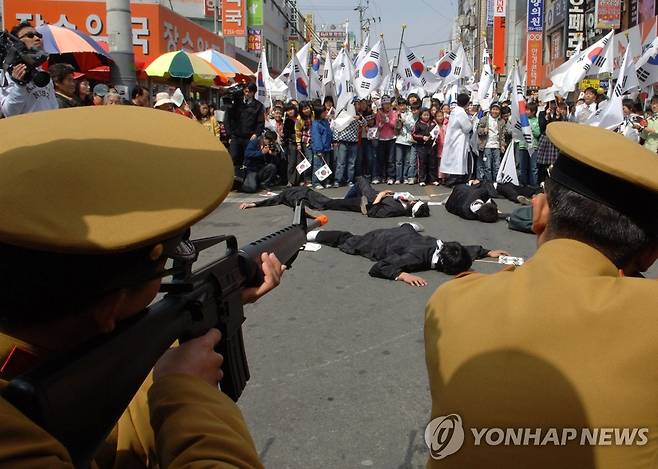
left=145, top=50, right=229, bottom=86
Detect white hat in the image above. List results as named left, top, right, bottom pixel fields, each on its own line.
left=154, top=92, right=174, bottom=108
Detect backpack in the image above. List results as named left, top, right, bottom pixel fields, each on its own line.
left=507, top=206, right=534, bottom=233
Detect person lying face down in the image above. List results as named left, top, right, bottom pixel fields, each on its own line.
left=239, top=176, right=430, bottom=219
left=307, top=223, right=509, bottom=287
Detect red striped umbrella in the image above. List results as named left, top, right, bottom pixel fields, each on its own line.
left=36, top=24, right=113, bottom=72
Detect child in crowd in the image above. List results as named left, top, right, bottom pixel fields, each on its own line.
left=295, top=101, right=314, bottom=186
left=376, top=95, right=398, bottom=184
left=395, top=98, right=417, bottom=184
left=413, top=108, right=438, bottom=187
left=310, top=106, right=333, bottom=189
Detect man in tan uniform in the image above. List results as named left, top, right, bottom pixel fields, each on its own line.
left=0, top=106, right=285, bottom=468
left=424, top=122, right=658, bottom=468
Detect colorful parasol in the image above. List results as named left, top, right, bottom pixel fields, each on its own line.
left=145, top=50, right=229, bottom=85
left=195, top=49, right=254, bottom=78
left=36, top=24, right=113, bottom=72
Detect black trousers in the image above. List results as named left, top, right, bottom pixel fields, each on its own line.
left=495, top=183, right=535, bottom=202
left=229, top=137, right=250, bottom=169
left=416, top=145, right=438, bottom=183
left=240, top=164, right=277, bottom=193
left=316, top=230, right=355, bottom=247
left=287, top=143, right=302, bottom=186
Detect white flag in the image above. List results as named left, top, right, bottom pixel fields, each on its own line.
left=499, top=70, right=513, bottom=102
left=322, top=51, right=336, bottom=103
left=256, top=50, right=271, bottom=106
left=354, top=34, right=370, bottom=69
left=434, top=44, right=469, bottom=87
left=587, top=46, right=631, bottom=130
left=355, top=39, right=389, bottom=98
left=285, top=52, right=310, bottom=101
left=496, top=141, right=519, bottom=185
left=315, top=163, right=332, bottom=182
left=549, top=38, right=582, bottom=96
left=333, top=48, right=355, bottom=112
left=635, top=36, right=658, bottom=87
left=396, top=44, right=420, bottom=97
left=510, top=66, right=533, bottom=146
left=278, top=42, right=312, bottom=82
left=559, top=31, right=614, bottom=94
left=309, top=54, right=323, bottom=100
left=477, top=44, right=494, bottom=111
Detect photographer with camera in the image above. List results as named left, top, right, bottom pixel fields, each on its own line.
left=224, top=82, right=265, bottom=170
left=236, top=129, right=279, bottom=193
left=0, top=21, right=57, bottom=117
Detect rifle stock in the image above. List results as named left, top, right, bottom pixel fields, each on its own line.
left=1, top=202, right=327, bottom=468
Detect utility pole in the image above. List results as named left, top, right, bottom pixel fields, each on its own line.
left=355, top=0, right=366, bottom=45
left=106, top=0, right=136, bottom=92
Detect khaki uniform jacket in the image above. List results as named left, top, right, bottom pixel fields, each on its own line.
left=424, top=239, right=658, bottom=469
left=0, top=335, right=262, bottom=469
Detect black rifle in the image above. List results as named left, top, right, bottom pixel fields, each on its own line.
left=1, top=203, right=327, bottom=469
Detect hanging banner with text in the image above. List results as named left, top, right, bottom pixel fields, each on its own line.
left=222, top=0, right=246, bottom=36
left=567, top=0, right=585, bottom=56
left=247, top=28, right=262, bottom=52
left=595, top=0, right=622, bottom=29
left=493, top=0, right=507, bottom=74
left=247, top=0, right=263, bottom=27
left=527, top=0, right=543, bottom=88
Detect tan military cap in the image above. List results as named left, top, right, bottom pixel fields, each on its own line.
left=0, top=106, right=233, bottom=253
left=547, top=122, right=658, bottom=234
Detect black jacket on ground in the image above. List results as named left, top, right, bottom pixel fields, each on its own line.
left=225, top=98, right=265, bottom=139
left=316, top=224, right=488, bottom=280
left=445, top=184, right=494, bottom=221
left=252, top=186, right=413, bottom=217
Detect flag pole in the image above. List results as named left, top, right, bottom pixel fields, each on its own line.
left=393, top=24, right=407, bottom=96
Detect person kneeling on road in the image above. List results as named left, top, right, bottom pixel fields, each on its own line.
left=307, top=223, right=509, bottom=287
left=236, top=129, right=279, bottom=193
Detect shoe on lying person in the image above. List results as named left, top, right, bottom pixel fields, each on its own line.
left=360, top=195, right=369, bottom=215
left=398, top=222, right=424, bottom=232
left=517, top=195, right=532, bottom=205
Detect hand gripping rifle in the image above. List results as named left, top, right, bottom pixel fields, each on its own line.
left=1, top=203, right=328, bottom=469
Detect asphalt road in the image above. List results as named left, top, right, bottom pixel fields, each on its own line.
left=189, top=184, right=656, bottom=469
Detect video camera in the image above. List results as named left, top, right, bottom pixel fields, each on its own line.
left=0, top=31, right=50, bottom=87
left=219, top=82, right=245, bottom=112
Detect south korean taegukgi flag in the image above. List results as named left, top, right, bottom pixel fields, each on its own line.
left=322, top=50, right=337, bottom=103
left=278, top=42, right=311, bottom=82
left=256, top=50, right=271, bottom=106
left=353, top=34, right=371, bottom=69
left=309, top=54, right=323, bottom=100
left=510, top=66, right=533, bottom=147
left=400, top=42, right=442, bottom=97
left=285, top=52, right=310, bottom=100
left=558, top=31, right=614, bottom=94
left=434, top=44, right=470, bottom=87
left=496, top=139, right=519, bottom=185
left=355, top=39, right=389, bottom=98
left=333, top=48, right=356, bottom=112
left=477, top=43, right=495, bottom=111
left=587, top=45, right=634, bottom=130
left=635, top=36, right=658, bottom=87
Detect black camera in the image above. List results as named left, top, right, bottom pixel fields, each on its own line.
left=0, top=31, right=50, bottom=87
left=219, top=83, right=244, bottom=112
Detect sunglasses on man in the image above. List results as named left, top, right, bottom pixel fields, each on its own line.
left=19, top=31, right=43, bottom=39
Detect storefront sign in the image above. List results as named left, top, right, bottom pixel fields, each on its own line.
left=567, top=0, right=585, bottom=56
left=247, top=27, right=262, bottom=52
left=493, top=0, right=506, bottom=73
left=2, top=0, right=224, bottom=67
left=222, top=0, right=246, bottom=36
left=595, top=0, right=622, bottom=29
